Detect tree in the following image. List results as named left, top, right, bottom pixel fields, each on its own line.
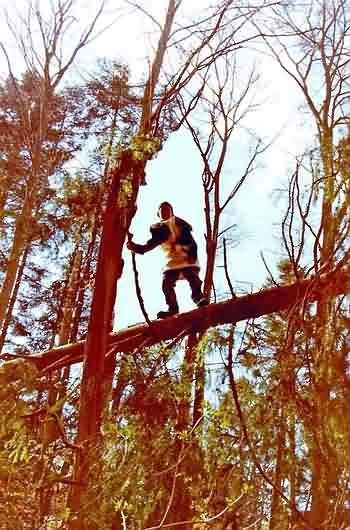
left=0, top=78, right=95, bottom=353
left=0, top=0, right=107, bottom=344
left=176, top=42, right=265, bottom=431
left=259, top=0, right=350, bottom=524
left=4, top=1, right=350, bottom=527
left=10, top=264, right=348, bottom=374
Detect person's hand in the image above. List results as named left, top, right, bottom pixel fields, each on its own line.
left=127, top=240, right=136, bottom=251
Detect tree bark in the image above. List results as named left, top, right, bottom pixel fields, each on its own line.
left=269, top=409, right=286, bottom=530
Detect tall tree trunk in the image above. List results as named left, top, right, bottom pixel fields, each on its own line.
left=68, top=150, right=146, bottom=530
left=100, top=107, right=127, bottom=419
left=310, top=128, right=338, bottom=527
left=269, top=409, right=286, bottom=530
left=0, top=202, right=31, bottom=328
left=68, top=4, right=178, bottom=527
left=0, top=243, right=29, bottom=353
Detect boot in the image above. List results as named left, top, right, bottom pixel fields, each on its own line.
left=196, top=297, right=209, bottom=307
left=157, top=307, right=179, bottom=319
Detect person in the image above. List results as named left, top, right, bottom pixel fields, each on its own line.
left=127, top=201, right=208, bottom=319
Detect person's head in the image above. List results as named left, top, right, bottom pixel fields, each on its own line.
left=158, top=201, right=173, bottom=220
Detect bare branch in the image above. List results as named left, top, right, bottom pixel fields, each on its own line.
left=124, top=1, right=163, bottom=30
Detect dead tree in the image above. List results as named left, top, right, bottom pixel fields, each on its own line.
left=176, top=46, right=264, bottom=427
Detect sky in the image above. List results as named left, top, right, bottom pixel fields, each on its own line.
left=0, top=0, right=314, bottom=331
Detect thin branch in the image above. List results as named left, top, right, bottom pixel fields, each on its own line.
left=128, top=232, right=152, bottom=326
left=260, top=251, right=279, bottom=288
left=145, top=503, right=236, bottom=530
left=124, top=1, right=163, bottom=30
left=223, top=238, right=236, bottom=298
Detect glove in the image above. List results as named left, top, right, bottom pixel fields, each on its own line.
left=127, top=240, right=137, bottom=252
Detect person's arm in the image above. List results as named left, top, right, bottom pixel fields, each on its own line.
left=127, top=223, right=169, bottom=254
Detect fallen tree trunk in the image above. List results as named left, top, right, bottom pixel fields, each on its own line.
left=5, top=266, right=349, bottom=372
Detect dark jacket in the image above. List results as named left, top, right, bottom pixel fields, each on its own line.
left=132, top=216, right=199, bottom=271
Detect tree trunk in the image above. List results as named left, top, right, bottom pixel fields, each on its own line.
left=0, top=204, right=31, bottom=329
left=22, top=265, right=350, bottom=373
left=0, top=243, right=29, bottom=353
left=269, top=410, right=286, bottom=530
left=310, top=128, right=338, bottom=527
left=68, top=3, right=178, bottom=525
left=68, top=152, right=145, bottom=529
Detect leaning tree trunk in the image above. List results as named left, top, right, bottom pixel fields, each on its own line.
left=0, top=243, right=30, bottom=354
left=68, top=151, right=146, bottom=529
left=0, top=201, right=31, bottom=330
left=68, top=4, right=178, bottom=527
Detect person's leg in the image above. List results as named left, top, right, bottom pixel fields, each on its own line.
left=158, top=270, right=180, bottom=318
left=182, top=268, right=208, bottom=306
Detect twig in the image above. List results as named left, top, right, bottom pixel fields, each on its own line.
left=0, top=352, right=32, bottom=361
left=148, top=416, right=199, bottom=530
left=243, top=518, right=262, bottom=529
left=223, top=237, right=237, bottom=298
left=127, top=231, right=153, bottom=326
left=124, top=1, right=162, bottom=30
left=48, top=478, right=83, bottom=486
left=121, top=510, right=127, bottom=530
left=153, top=416, right=203, bottom=477
left=49, top=413, right=82, bottom=452
left=22, top=409, right=81, bottom=451
left=212, top=281, right=217, bottom=303
left=165, top=327, right=192, bottom=351
left=259, top=251, right=279, bottom=288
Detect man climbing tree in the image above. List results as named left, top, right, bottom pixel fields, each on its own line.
left=127, top=201, right=208, bottom=318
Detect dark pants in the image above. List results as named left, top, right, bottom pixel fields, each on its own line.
left=162, top=267, right=203, bottom=311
